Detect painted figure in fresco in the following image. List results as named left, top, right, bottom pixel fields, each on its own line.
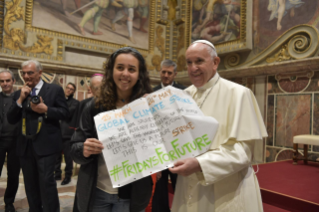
left=60, top=0, right=82, bottom=16
left=77, top=0, right=110, bottom=36
left=111, top=0, right=139, bottom=44
left=136, top=0, right=149, bottom=33
left=192, top=0, right=240, bottom=44
left=195, top=0, right=231, bottom=33
left=268, top=0, right=304, bottom=31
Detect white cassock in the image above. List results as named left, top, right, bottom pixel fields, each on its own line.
left=171, top=73, right=268, bottom=212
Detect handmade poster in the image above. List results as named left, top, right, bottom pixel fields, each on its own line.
left=94, top=86, right=219, bottom=187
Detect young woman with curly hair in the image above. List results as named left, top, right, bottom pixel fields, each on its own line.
left=71, top=47, right=153, bottom=212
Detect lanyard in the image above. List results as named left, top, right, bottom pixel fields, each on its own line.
left=21, top=99, right=43, bottom=140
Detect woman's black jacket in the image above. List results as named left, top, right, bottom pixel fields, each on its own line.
left=70, top=98, right=153, bottom=212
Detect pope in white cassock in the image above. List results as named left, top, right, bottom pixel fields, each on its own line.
left=169, top=40, right=268, bottom=212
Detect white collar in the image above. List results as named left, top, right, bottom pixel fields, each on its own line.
left=161, top=81, right=175, bottom=88
left=197, top=73, right=219, bottom=91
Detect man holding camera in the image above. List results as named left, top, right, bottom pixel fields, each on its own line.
left=7, top=60, right=69, bottom=212
left=55, top=82, right=79, bottom=185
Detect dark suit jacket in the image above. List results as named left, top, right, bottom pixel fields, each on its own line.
left=7, top=82, right=69, bottom=157
left=153, top=81, right=186, bottom=91
left=60, top=95, right=79, bottom=140
left=0, top=92, right=19, bottom=138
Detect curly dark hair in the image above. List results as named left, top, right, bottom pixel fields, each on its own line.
left=96, top=47, right=153, bottom=110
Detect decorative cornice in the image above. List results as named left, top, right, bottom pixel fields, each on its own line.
left=218, top=56, right=319, bottom=79
left=229, top=25, right=319, bottom=69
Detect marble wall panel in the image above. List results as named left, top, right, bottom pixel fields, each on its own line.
left=246, top=77, right=255, bottom=92
left=267, top=95, right=274, bottom=146
left=306, top=71, right=319, bottom=92
left=53, top=73, right=64, bottom=86
left=275, top=94, right=311, bottom=148
left=265, top=147, right=319, bottom=162
left=267, top=76, right=282, bottom=94
left=312, top=93, right=319, bottom=153
left=65, top=75, right=76, bottom=87
left=76, top=76, right=90, bottom=93
left=265, top=147, right=281, bottom=162
left=313, top=93, right=319, bottom=136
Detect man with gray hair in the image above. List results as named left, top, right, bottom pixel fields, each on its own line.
left=153, top=59, right=186, bottom=92
left=0, top=69, right=21, bottom=212
left=169, top=40, right=267, bottom=211
left=7, top=60, right=69, bottom=212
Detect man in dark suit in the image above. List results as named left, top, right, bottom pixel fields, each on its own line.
left=55, top=82, right=79, bottom=185
left=152, top=59, right=186, bottom=212
left=153, top=59, right=186, bottom=92
left=0, top=69, right=21, bottom=212
left=7, top=60, right=69, bottom=212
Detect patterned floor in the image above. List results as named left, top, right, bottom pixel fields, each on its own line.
left=0, top=163, right=78, bottom=211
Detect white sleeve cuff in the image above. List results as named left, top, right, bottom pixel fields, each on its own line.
left=16, top=101, right=22, bottom=108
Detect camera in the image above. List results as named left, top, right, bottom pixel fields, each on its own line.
left=31, top=95, right=41, bottom=104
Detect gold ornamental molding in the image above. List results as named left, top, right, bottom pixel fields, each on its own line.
left=174, top=18, right=184, bottom=26
left=266, top=44, right=291, bottom=63
left=3, top=0, right=53, bottom=55
left=156, top=0, right=168, bottom=25
left=176, top=26, right=185, bottom=72
left=229, top=25, right=319, bottom=69
left=151, top=25, right=165, bottom=71
left=0, top=0, right=5, bottom=48
left=165, top=22, right=170, bottom=59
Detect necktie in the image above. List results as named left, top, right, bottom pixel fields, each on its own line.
left=31, top=88, right=37, bottom=96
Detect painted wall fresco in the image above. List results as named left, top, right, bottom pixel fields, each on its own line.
left=191, top=0, right=241, bottom=44
left=32, top=0, right=150, bottom=49
left=254, top=0, right=319, bottom=53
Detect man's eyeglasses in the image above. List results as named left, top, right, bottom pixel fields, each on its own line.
left=65, top=86, right=75, bottom=91
left=21, top=71, right=35, bottom=76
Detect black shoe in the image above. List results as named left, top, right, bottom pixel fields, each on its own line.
left=5, top=204, right=16, bottom=212
left=55, top=175, right=61, bottom=180
left=61, top=177, right=71, bottom=185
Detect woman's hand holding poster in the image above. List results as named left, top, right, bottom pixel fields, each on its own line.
left=94, top=86, right=219, bottom=187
